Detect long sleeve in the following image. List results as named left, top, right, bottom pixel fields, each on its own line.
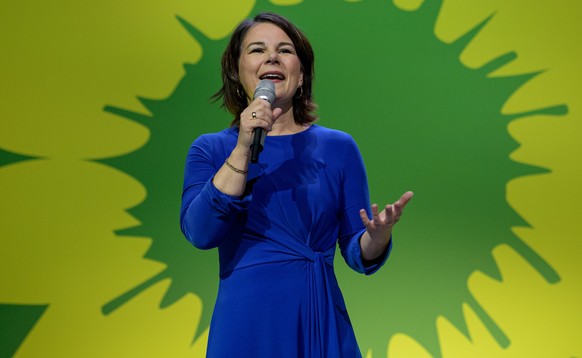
left=180, top=131, right=251, bottom=250
left=336, top=135, right=391, bottom=275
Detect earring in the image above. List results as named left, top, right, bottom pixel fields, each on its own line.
left=294, top=86, right=303, bottom=98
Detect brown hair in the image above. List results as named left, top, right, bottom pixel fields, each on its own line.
left=212, top=12, right=317, bottom=126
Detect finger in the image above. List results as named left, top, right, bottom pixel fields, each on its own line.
left=397, top=191, right=414, bottom=208
left=251, top=96, right=272, bottom=108
left=246, top=110, right=272, bottom=131
left=385, top=204, right=395, bottom=224
left=359, top=209, right=368, bottom=223
left=359, top=209, right=374, bottom=229
left=392, top=201, right=402, bottom=217
left=392, top=192, right=413, bottom=220
left=372, top=204, right=380, bottom=211
left=247, top=99, right=273, bottom=119
left=272, top=107, right=283, bottom=122
left=371, top=204, right=381, bottom=224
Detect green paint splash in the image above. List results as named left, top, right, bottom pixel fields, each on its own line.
left=0, top=304, right=47, bottom=357
left=0, top=149, right=35, bottom=168
left=101, top=17, right=229, bottom=340
left=103, top=0, right=566, bottom=355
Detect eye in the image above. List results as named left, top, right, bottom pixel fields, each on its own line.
left=279, top=48, right=294, bottom=54
left=249, top=47, right=264, bottom=53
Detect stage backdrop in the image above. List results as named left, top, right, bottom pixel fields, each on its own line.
left=1, top=0, right=581, bottom=357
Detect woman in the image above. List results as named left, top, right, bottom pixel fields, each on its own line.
left=180, top=12, right=413, bottom=357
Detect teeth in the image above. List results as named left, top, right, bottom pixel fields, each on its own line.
left=261, top=73, right=284, bottom=80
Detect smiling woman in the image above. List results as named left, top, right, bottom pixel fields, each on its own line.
left=179, top=11, right=413, bottom=358
left=3, top=0, right=579, bottom=356
left=212, top=12, right=318, bottom=130
left=239, top=23, right=303, bottom=111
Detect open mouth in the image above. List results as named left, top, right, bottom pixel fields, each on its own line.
left=259, top=72, right=285, bottom=81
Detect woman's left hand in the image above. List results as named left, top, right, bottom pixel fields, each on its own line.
left=359, top=191, right=414, bottom=261
left=360, top=191, right=414, bottom=238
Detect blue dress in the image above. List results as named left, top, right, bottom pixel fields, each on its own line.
left=180, top=124, right=390, bottom=357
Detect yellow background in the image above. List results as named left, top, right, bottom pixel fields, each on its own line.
left=1, top=0, right=580, bottom=356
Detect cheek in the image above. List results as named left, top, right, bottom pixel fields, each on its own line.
left=238, top=58, right=252, bottom=78
left=238, top=66, right=251, bottom=85
left=239, top=60, right=259, bottom=82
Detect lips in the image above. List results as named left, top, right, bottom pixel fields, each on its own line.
left=259, top=71, right=285, bottom=80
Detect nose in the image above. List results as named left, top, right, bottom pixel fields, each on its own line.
left=265, top=50, right=279, bottom=64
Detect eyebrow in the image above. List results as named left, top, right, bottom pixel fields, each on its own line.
left=246, top=41, right=295, bottom=49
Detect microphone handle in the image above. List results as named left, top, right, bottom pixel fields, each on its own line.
left=250, top=127, right=264, bottom=163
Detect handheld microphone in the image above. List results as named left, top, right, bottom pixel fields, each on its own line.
left=250, top=79, right=276, bottom=163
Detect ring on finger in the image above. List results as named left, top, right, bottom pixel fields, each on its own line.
left=252, top=111, right=257, bottom=120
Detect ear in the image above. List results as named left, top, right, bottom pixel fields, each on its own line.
left=299, top=70, right=304, bottom=87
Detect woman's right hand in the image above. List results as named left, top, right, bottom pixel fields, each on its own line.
left=212, top=99, right=282, bottom=196
left=236, top=98, right=282, bottom=152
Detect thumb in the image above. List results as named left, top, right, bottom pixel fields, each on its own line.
left=272, top=107, right=284, bottom=122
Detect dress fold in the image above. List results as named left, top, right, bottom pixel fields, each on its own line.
left=180, top=125, right=391, bottom=357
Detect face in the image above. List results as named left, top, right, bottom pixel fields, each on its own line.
left=238, top=22, right=303, bottom=108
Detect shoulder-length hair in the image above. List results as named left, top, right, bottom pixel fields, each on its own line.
left=212, top=12, right=317, bottom=126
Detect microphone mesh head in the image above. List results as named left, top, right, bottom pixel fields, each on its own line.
left=254, top=79, right=276, bottom=104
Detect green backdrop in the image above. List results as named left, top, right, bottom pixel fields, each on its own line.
left=1, top=0, right=581, bottom=357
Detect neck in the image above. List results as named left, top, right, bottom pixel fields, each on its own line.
left=268, top=106, right=306, bottom=136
